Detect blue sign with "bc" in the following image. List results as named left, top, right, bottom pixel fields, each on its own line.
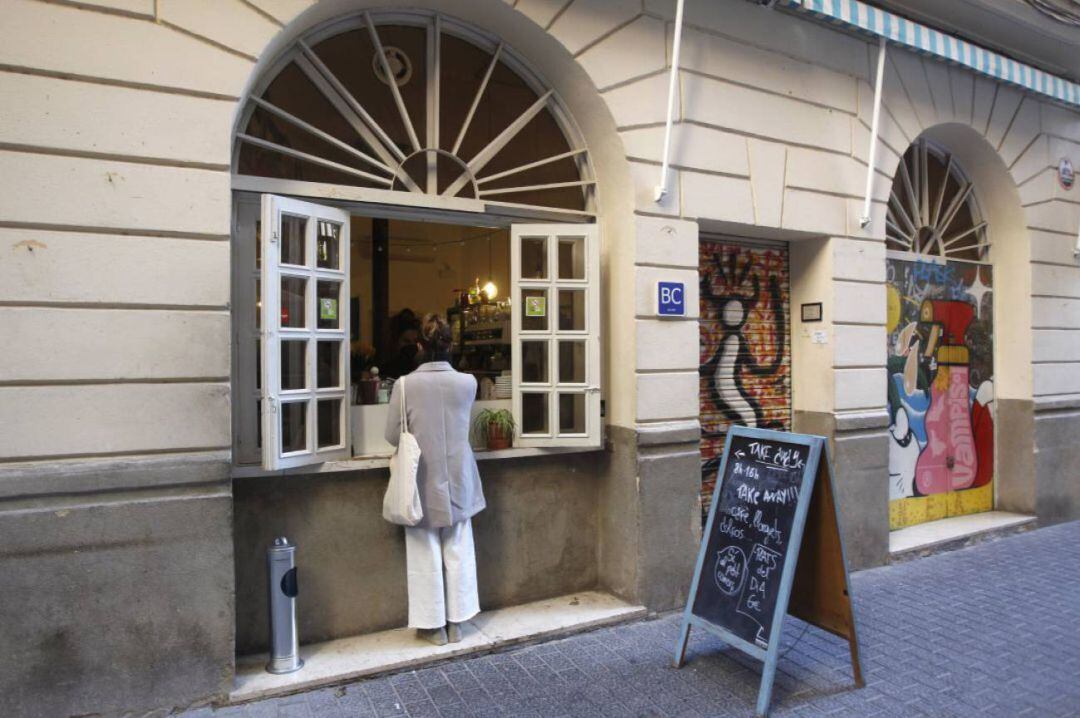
left=657, top=281, right=685, bottom=317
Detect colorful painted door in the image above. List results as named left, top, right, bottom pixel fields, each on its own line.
left=886, top=258, right=994, bottom=529
left=698, top=240, right=791, bottom=520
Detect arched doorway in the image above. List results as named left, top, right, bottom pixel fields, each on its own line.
left=885, top=138, right=995, bottom=530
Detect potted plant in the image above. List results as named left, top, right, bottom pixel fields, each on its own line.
left=472, top=409, right=515, bottom=451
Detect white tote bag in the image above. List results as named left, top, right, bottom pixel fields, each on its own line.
left=383, top=378, right=423, bottom=526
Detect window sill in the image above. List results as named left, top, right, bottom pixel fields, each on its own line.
left=230, top=445, right=603, bottom=479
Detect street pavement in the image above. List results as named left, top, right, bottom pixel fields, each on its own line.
left=188, top=521, right=1080, bottom=717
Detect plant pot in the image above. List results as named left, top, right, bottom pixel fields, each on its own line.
left=485, top=424, right=511, bottom=451
left=357, top=378, right=379, bottom=405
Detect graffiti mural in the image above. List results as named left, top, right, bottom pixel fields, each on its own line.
left=699, top=243, right=791, bottom=519
left=887, top=257, right=994, bottom=530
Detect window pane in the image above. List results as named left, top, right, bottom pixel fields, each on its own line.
left=317, top=398, right=342, bottom=449
left=521, top=341, right=548, bottom=384
left=281, top=214, right=307, bottom=266
left=521, top=237, right=547, bottom=279
left=521, top=393, right=549, bottom=435
left=558, top=341, right=586, bottom=383
left=281, top=276, right=306, bottom=328
left=317, top=341, right=342, bottom=388
left=521, top=288, right=548, bottom=331
left=317, top=220, right=341, bottom=269
left=558, top=289, right=585, bottom=331
left=558, top=236, right=585, bottom=279
left=317, top=280, right=342, bottom=330
left=256, top=219, right=263, bottom=269
left=281, top=340, right=307, bottom=390
left=255, top=278, right=261, bottom=329
left=256, top=341, right=262, bottom=390
left=256, top=400, right=262, bottom=449
left=281, top=401, right=307, bottom=453
left=559, top=393, right=586, bottom=434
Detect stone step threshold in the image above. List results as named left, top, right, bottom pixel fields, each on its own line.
left=889, top=510, right=1036, bottom=560
left=229, top=591, right=646, bottom=704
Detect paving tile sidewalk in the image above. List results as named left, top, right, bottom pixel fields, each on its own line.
left=188, top=522, right=1080, bottom=717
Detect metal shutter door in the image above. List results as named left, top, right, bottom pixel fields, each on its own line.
left=698, top=239, right=792, bottom=518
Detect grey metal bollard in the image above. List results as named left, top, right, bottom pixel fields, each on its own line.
left=266, top=537, right=304, bottom=674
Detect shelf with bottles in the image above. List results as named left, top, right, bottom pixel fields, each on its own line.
left=454, top=343, right=510, bottom=376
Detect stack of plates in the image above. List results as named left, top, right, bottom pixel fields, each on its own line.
left=494, top=373, right=512, bottom=399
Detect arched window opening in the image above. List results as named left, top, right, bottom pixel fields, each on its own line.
left=234, top=11, right=594, bottom=216
left=886, top=139, right=989, bottom=263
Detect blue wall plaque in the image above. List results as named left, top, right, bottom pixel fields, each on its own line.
left=657, top=281, right=686, bottom=317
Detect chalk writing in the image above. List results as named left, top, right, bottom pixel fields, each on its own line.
left=747, top=441, right=806, bottom=469
left=737, top=543, right=782, bottom=649
left=763, top=486, right=799, bottom=505
left=736, top=483, right=761, bottom=505
left=718, top=515, right=746, bottom=540
left=713, top=546, right=747, bottom=596
left=692, top=433, right=812, bottom=652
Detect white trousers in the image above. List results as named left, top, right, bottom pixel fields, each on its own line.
left=403, top=519, right=480, bottom=629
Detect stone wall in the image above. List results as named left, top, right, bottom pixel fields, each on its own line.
left=0, top=456, right=234, bottom=718
left=233, top=454, right=602, bottom=654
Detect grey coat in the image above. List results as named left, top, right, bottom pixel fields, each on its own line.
left=384, top=361, right=485, bottom=529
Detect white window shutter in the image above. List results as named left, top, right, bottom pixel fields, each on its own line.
left=260, top=194, right=352, bottom=470
left=510, top=223, right=601, bottom=448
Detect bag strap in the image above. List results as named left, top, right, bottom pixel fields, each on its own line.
left=399, top=377, right=408, bottom=434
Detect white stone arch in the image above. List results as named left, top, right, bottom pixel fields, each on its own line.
left=889, top=121, right=1035, bottom=516
left=228, top=0, right=639, bottom=426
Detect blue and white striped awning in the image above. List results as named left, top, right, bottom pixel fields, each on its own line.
left=778, top=0, right=1080, bottom=110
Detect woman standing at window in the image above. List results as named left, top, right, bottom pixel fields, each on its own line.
left=384, top=314, right=485, bottom=645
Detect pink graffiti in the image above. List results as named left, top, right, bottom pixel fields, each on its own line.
left=947, top=366, right=977, bottom=490
left=915, top=367, right=979, bottom=495
left=916, top=378, right=950, bottom=495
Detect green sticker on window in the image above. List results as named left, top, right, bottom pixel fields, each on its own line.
left=320, top=298, right=338, bottom=321
left=525, top=296, right=546, bottom=317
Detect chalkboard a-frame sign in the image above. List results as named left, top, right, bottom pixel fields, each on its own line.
left=674, top=427, right=864, bottom=716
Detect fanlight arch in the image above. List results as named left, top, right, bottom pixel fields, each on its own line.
left=233, top=10, right=596, bottom=216
left=886, top=138, right=989, bottom=262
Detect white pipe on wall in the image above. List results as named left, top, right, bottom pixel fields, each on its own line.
left=860, top=36, right=887, bottom=228
left=654, top=0, right=686, bottom=203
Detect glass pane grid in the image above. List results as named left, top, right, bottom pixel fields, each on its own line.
left=317, top=280, right=343, bottom=330
left=520, top=286, right=550, bottom=332
left=520, top=392, right=551, bottom=436
left=316, top=220, right=342, bottom=270
left=279, top=214, right=308, bottom=267
left=520, top=340, right=550, bottom=385
left=266, top=202, right=352, bottom=464
left=317, top=340, right=343, bottom=389
left=557, top=391, right=587, bottom=436
left=521, top=236, right=548, bottom=279
left=279, top=398, right=310, bottom=455
left=317, top=397, right=344, bottom=449
left=557, top=339, right=586, bottom=385
left=557, top=235, right=587, bottom=280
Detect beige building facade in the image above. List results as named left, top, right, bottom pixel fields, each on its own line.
left=1, top=0, right=1078, bottom=715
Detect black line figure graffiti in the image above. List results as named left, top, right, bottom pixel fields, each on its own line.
left=700, top=250, right=786, bottom=445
